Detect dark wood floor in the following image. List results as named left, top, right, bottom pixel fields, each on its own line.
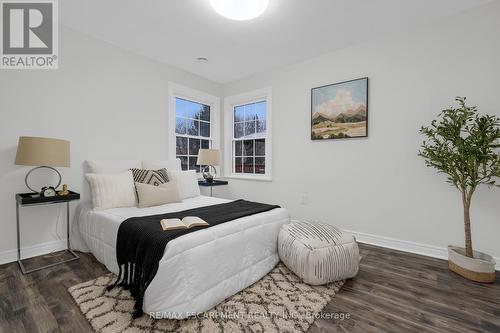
left=310, top=244, right=500, bottom=333
left=0, top=244, right=498, bottom=333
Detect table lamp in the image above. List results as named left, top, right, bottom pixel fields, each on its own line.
left=15, top=136, right=70, bottom=195
left=196, top=149, right=220, bottom=183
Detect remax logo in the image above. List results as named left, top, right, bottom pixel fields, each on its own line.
left=1, top=0, right=58, bottom=69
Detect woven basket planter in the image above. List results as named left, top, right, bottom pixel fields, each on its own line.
left=448, top=245, right=496, bottom=283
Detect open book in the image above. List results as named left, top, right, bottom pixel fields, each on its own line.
left=160, top=216, right=209, bottom=231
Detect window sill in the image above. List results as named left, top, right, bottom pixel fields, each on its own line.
left=225, top=174, right=272, bottom=182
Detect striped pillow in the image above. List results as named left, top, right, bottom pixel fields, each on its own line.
left=130, top=168, right=169, bottom=186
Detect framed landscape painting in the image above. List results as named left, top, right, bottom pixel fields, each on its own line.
left=311, top=77, right=368, bottom=140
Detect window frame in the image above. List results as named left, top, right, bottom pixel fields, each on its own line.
left=168, top=82, right=220, bottom=173
left=224, top=87, right=272, bottom=181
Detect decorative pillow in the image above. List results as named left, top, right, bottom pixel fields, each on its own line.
left=142, top=159, right=182, bottom=171
left=131, top=168, right=169, bottom=186
left=167, top=170, right=200, bottom=200
left=135, top=181, right=181, bottom=208
left=86, top=160, right=141, bottom=173
left=85, top=171, right=137, bottom=210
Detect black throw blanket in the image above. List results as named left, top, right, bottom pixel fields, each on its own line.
left=106, top=199, right=280, bottom=318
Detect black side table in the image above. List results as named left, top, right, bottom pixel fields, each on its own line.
left=198, top=179, right=228, bottom=197
left=16, top=191, right=81, bottom=274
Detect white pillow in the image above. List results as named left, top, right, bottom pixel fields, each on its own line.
left=85, top=171, right=137, bottom=210
left=135, top=181, right=181, bottom=208
left=86, top=160, right=141, bottom=173
left=167, top=170, right=200, bottom=199
left=142, top=159, right=181, bottom=171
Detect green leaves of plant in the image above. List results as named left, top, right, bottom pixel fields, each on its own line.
left=418, top=97, right=500, bottom=194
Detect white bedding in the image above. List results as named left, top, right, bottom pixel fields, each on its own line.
left=72, top=195, right=289, bottom=318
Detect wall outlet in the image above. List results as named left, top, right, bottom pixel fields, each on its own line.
left=300, top=195, right=309, bottom=205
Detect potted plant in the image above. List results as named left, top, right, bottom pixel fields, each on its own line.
left=419, top=97, right=499, bottom=283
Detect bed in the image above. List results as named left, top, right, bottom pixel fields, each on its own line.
left=72, top=195, right=290, bottom=318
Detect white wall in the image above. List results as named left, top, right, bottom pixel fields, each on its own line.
left=218, top=2, right=500, bottom=258
left=0, top=27, right=221, bottom=259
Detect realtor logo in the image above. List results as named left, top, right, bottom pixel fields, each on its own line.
left=1, top=0, right=58, bottom=69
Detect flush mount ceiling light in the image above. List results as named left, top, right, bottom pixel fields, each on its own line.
left=210, top=0, right=269, bottom=21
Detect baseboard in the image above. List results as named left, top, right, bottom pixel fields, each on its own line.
left=344, top=229, right=500, bottom=271
left=0, top=239, right=67, bottom=266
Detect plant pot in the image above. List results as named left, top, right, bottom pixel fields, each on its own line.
left=448, top=245, right=496, bottom=283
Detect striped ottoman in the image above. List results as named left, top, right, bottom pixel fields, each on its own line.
left=278, top=222, right=359, bottom=285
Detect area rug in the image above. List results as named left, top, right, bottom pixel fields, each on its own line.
left=68, top=263, right=344, bottom=333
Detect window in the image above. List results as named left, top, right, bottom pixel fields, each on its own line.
left=233, top=101, right=267, bottom=174
left=224, top=88, right=272, bottom=180
left=175, top=97, right=211, bottom=171
left=169, top=83, right=220, bottom=172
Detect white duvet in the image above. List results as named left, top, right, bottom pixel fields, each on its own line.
left=72, top=196, right=289, bottom=318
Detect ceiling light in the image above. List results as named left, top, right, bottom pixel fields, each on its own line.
left=210, top=0, right=269, bottom=21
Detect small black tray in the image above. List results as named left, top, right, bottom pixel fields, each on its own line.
left=16, top=190, right=80, bottom=205
left=198, top=180, right=229, bottom=186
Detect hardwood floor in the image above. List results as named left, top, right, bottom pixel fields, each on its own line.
left=309, top=244, right=500, bottom=333
left=0, top=244, right=498, bottom=333
left=0, top=251, right=108, bottom=333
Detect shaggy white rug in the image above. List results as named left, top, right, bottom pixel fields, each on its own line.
left=68, top=263, right=344, bottom=333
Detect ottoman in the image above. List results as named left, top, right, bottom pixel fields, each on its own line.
left=278, top=221, right=359, bottom=285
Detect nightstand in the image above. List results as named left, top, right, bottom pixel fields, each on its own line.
left=198, top=179, right=228, bottom=197
left=15, top=191, right=80, bottom=274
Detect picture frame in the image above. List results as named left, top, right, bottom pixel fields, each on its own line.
left=311, top=77, right=368, bottom=140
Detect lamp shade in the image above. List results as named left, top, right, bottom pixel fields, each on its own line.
left=196, top=149, right=220, bottom=166
left=15, top=136, right=70, bottom=167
